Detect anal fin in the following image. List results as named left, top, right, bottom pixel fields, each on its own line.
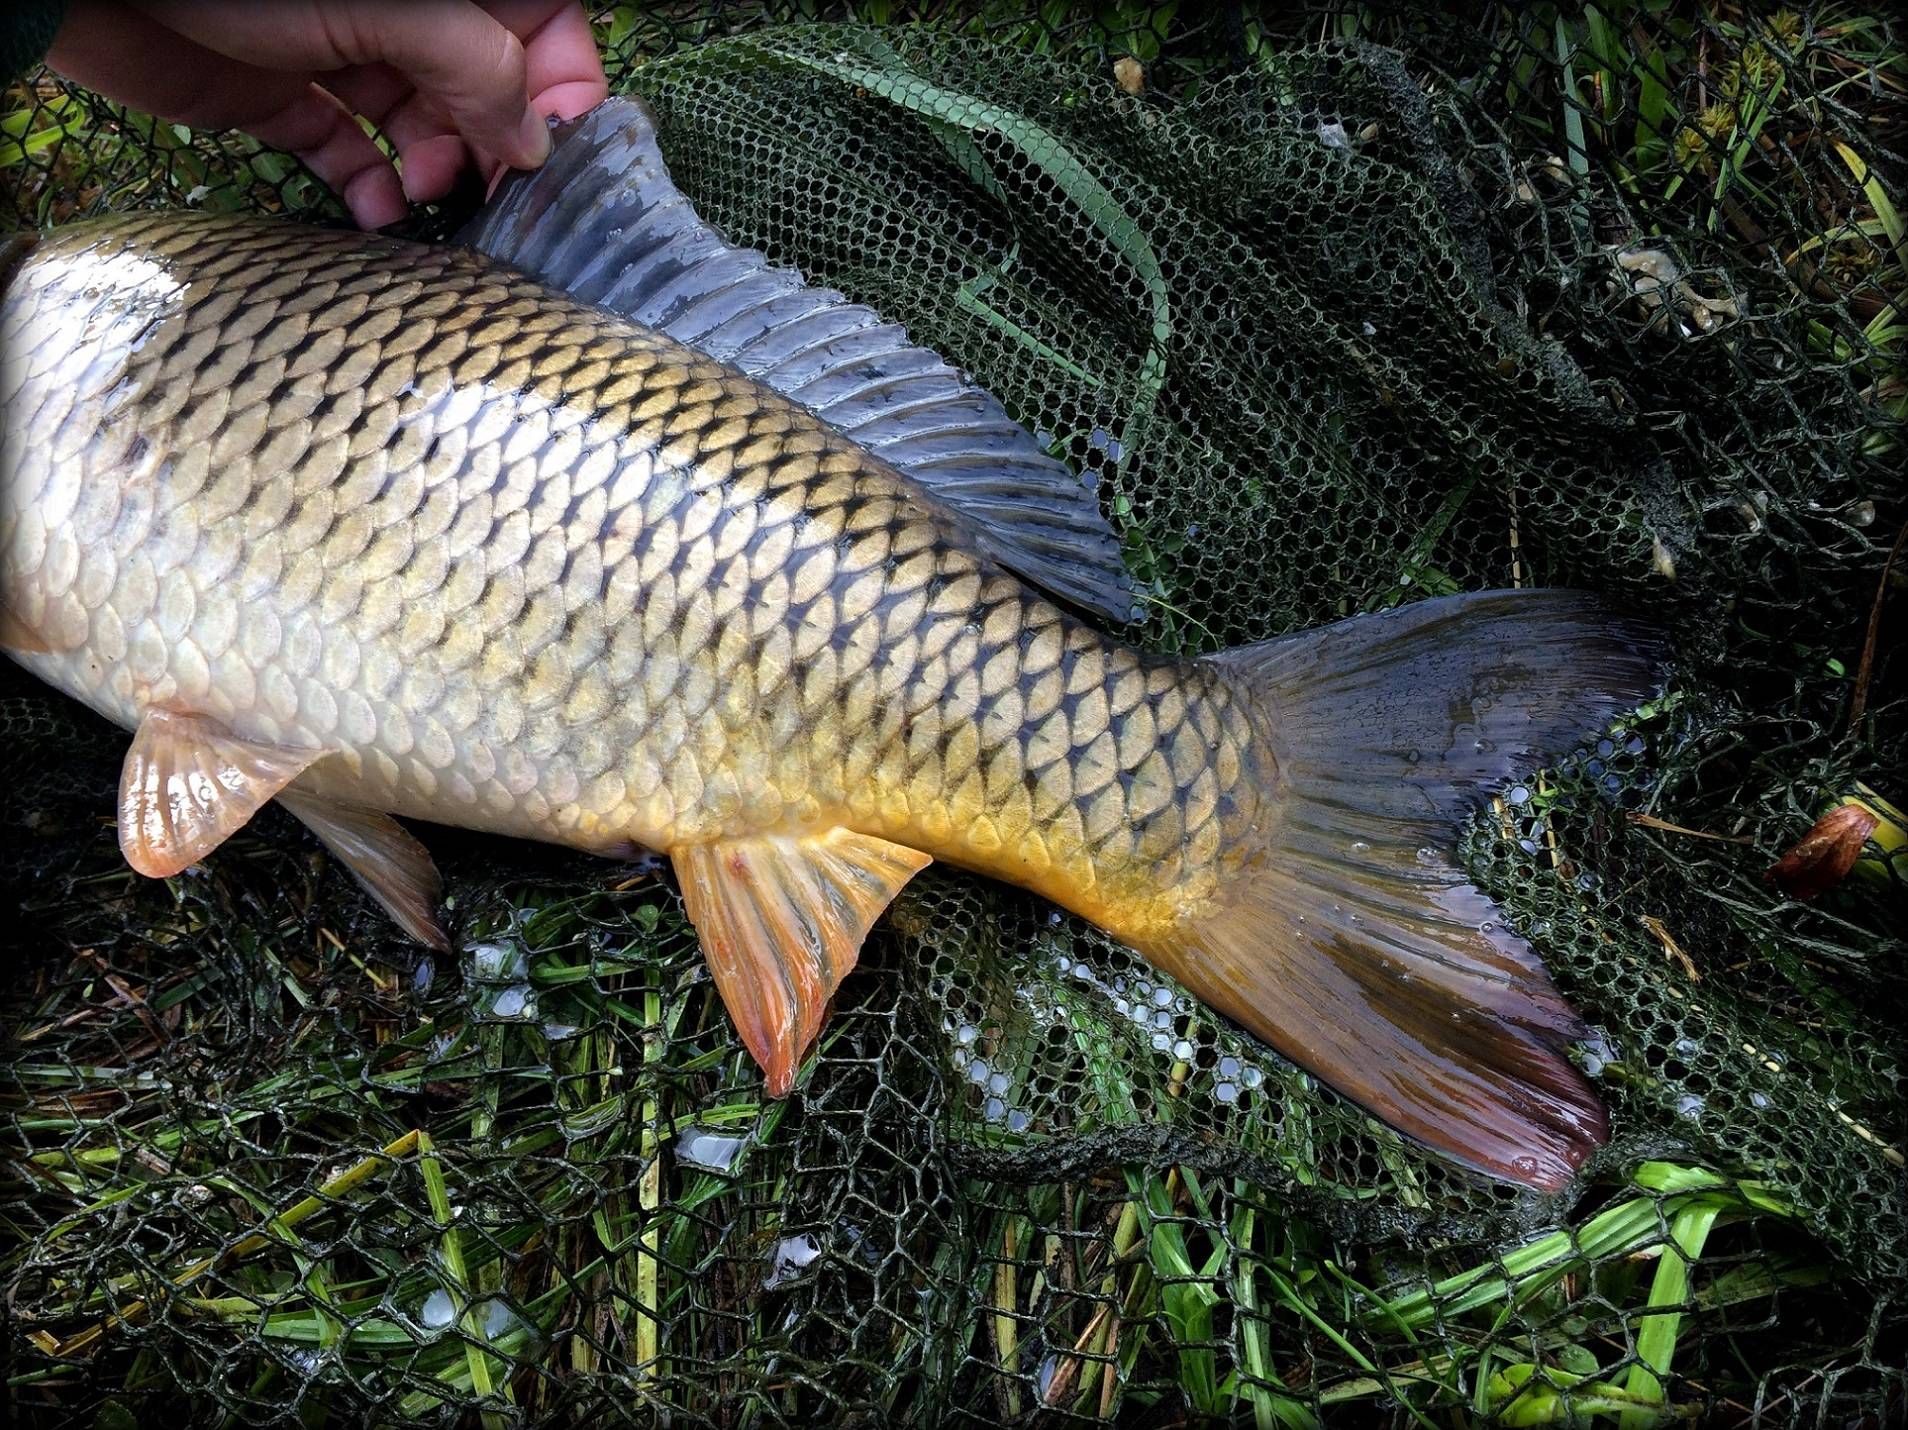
left=672, top=829, right=932, bottom=1097
left=278, top=792, right=449, bottom=950
left=119, top=709, right=326, bottom=878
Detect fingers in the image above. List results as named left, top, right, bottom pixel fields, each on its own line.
left=251, top=86, right=410, bottom=229
left=50, top=0, right=407, bottom=228
left=138, top=0, right=552, bottom=171
left=59, top=0, right=608, bottom=224
left=490, top=0, right=610, bottom=120
left=326, top=66, right=471, bottom=205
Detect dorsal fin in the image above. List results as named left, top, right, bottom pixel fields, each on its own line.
left=458, top=97, right=1137, bottom=624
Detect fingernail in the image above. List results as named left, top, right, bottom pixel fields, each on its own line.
left=516, top=109, right=552, bottom=168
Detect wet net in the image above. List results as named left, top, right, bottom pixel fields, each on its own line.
left=4, top=4, right=1904, bottom=1426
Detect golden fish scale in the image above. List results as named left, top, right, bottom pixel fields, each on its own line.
left=1, top=213, right=1269, bottom=941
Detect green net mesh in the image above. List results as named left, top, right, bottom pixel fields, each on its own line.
left=4, top=4, right=1904, bottom=1425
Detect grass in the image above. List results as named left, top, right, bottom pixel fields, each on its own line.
left=5, top=2, right=1906, bottom=1426
left=0, top=864, right=1867, bottom=1425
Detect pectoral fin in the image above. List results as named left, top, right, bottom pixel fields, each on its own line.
left=673, top=829, right=932, bottom=1097
left=278, top=792, right=449, bottom=950
left=118, top=709, right=326, bottom=878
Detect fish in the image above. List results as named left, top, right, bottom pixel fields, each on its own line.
left=0, top=99, right=1663, bottom=1191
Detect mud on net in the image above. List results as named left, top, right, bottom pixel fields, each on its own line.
left=2, top=4, right=1903, bottom=1426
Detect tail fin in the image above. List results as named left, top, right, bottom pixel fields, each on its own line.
left=1156, top=590, right=1665, bottom=1192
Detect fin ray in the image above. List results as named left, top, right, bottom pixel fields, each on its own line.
left=118, top=710, right=325, bottom=878
left=461, top=97, right=1136, bottom=622
left=278, top=792, right=448, bottom=950
left=672, top=829, right=931, bottom=1097
left=1151, top=590, right=1667, bottom=1191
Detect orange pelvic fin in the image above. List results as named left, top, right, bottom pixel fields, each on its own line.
left=118, top=709, right=326, bottom=878
left=673, top=829, right=932, bottom=1097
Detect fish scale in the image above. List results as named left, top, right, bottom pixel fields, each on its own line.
left=3, top=145, right=1663, bottom=1190
left=2, top=212, right=1248, bottom=941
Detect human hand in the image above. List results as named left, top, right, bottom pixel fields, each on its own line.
left=48, top=0, right=610, bottom=229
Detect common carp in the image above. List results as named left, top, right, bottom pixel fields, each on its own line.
left=0, top=100, right=1661, bottom=1190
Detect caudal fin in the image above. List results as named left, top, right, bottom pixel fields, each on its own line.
left=1153, top=590, right=1665, bottom=1192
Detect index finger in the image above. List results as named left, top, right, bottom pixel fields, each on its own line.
left=485, top=1, right=609, bottom=120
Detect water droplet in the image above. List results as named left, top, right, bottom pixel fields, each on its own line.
left=1579, top=1030, right=1610, bottom=1076
left=1151, top=1032, right=1171, bottom=1052
left=1006, top=1109, right=1031, bottom=1133
left=988, top=1072, right=1010, bottom=1095
left=1218, top=1055, right=1241, bottom=1078
left=984, top=1096, right=1006, bottom=1121
left=967, top=1057, right=991, bottom=1085
left=1152, top=987, right=1172, bottom=1008
left=677, top=1127, right=749, bottom=1174
left=1153, top=1009, right=1172, bottom=1029
left=467, top=941, right=526, bottom=982
left=479, top=1297, right=523, bottom=1341
left=1673, top=1038, right=1700, bottom=1058
left=1675, top=1093, right=1705, bottom=1121
left=1510, top=1154, right=1541, bottom=1179
left=956, top=1023, right=978, bottom=1046
left=1749, top=1091, right=1771, bottom=1109
left=1173, top=1039, right=1194, bottom=1061
left=1048, top=910, right=1065, bottom=927
left=488, top=984, right=534, bottom=1020
left=1850, top=500, right=1875, bottom=528
left=420, top=1289, right=457, bottom=1330
left=1242, top=1067, right=1264, bottom=1089
left=764, top=1234, right=822, bottom=1288
left=1350, top=839, right=1371, bottom=853
left=1214, top=1082, right=1239, bottom=1103
left=411, top=958, right=435, bottom=994
left=541, top=1021, right=581, bottom=1041
left=1508, top=785, right=1531, bottom=806
left=1038, top=1354, right=1060, bottom=1399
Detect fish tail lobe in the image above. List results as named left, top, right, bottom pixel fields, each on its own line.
left=1142, top=590, right=1667, bottom=1191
